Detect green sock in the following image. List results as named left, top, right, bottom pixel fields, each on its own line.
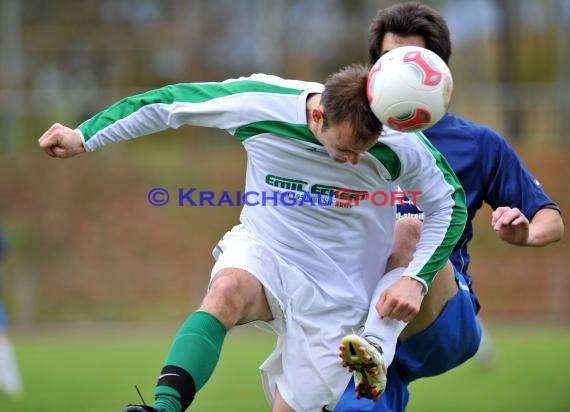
left=154, top=311, right=227, bottom=412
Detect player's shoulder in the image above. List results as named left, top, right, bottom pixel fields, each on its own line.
left=438, top=113, right=509, bottom=147
left=379, top=127, right=418, bottom=142
left=369, top=128, right=431, bottom=173
left=378, top=128, right=429, bottom=153
left=437, top=114, right=528, bottom=174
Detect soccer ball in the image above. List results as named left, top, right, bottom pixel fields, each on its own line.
left=367, top=46, right=453, bottom=132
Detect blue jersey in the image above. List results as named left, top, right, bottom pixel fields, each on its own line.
left=403, top=113, right=558, bottom=301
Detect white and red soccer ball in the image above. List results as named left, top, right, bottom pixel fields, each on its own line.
left=367, top=46, right=453, bottom=132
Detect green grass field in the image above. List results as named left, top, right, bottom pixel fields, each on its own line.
left=1, top=323, right=569, bottom=411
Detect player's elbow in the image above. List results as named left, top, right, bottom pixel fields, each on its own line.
left=546, top=210, right=564, bottom=244
left=553, top=216, right=564, bottom=243
left=530, top=208, right=565, bottom=246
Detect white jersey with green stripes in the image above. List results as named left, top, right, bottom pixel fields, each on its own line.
left=78, top=73, right=465, bottom=311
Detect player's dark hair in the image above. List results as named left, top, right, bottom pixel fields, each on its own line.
left=321, top=64, right=382, bottom=146
left=368, top=2, right=451, bottom=65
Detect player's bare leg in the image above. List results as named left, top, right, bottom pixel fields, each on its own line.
left=200, top=268, right=274, bottom=328
left=385, top=217, right=422, bottom=271
left=123, top=268, right=273, bottom=412
left=273, top=388, right=295, bottom=412
left=400, top=261, right=457, bottom=340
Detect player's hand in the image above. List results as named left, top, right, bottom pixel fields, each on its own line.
left=38, top=123, right=85, bottom=158
left=491, top=206, right=530, bottom=246
left=376, top=276, right=424, bottom=322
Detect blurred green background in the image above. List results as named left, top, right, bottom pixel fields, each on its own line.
left=1, top=324, right=570, bottom=411
left=0, top=0, right=569, bottom=410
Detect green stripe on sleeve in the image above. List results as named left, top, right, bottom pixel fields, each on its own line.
left=415, top=131, right=467, bottom=287
left=79, top=80, right=304, bottom=141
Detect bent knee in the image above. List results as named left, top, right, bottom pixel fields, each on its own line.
left=387, top=217, right=423, bottom=271
left=202, top=268, right=271, bottom=327
left=208, top=269, right=256, bottom=307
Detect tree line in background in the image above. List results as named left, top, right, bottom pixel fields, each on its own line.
left=0, top=0, right=569, bottom=145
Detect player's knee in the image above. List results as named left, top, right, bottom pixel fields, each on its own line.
left=204, top=268, right=267, bottom=327
left=396, top=217, right=422, bottom=243
left=201, top=271, right=247, bottom=327
left=386, top=217, right=423, bottom=270
left=211, top=270, right=250, bottom=303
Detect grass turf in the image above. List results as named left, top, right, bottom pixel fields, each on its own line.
left=0, top=323, right=569, bottom=411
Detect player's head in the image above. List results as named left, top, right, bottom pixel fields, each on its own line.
left=316, top=64, right=382, bottom=164
left=368, top=2, right=451, bottom=65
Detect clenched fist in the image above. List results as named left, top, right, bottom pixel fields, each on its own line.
left=38, top=123, right=85, bottom=158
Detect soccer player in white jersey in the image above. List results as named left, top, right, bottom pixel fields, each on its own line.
left=38, top=64, right=466, bottom=412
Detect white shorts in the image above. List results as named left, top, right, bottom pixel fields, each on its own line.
left=211, top=224, right=368, bottom=412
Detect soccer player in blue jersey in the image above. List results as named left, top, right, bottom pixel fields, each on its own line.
left=335, top=2, right=564, bottom=411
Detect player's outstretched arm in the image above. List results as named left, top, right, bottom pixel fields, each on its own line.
left=38, top=123, right=85, bottom=159
left=492, top=207, right=564, bottom=246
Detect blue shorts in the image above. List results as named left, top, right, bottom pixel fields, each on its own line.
left=334, top=268, right=481, bottom=412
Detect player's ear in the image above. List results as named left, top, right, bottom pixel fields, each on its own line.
left=312, top=107, right=324, bottom=123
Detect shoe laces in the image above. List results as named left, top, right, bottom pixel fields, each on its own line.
left=365, top=337, right=383, bottom=355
